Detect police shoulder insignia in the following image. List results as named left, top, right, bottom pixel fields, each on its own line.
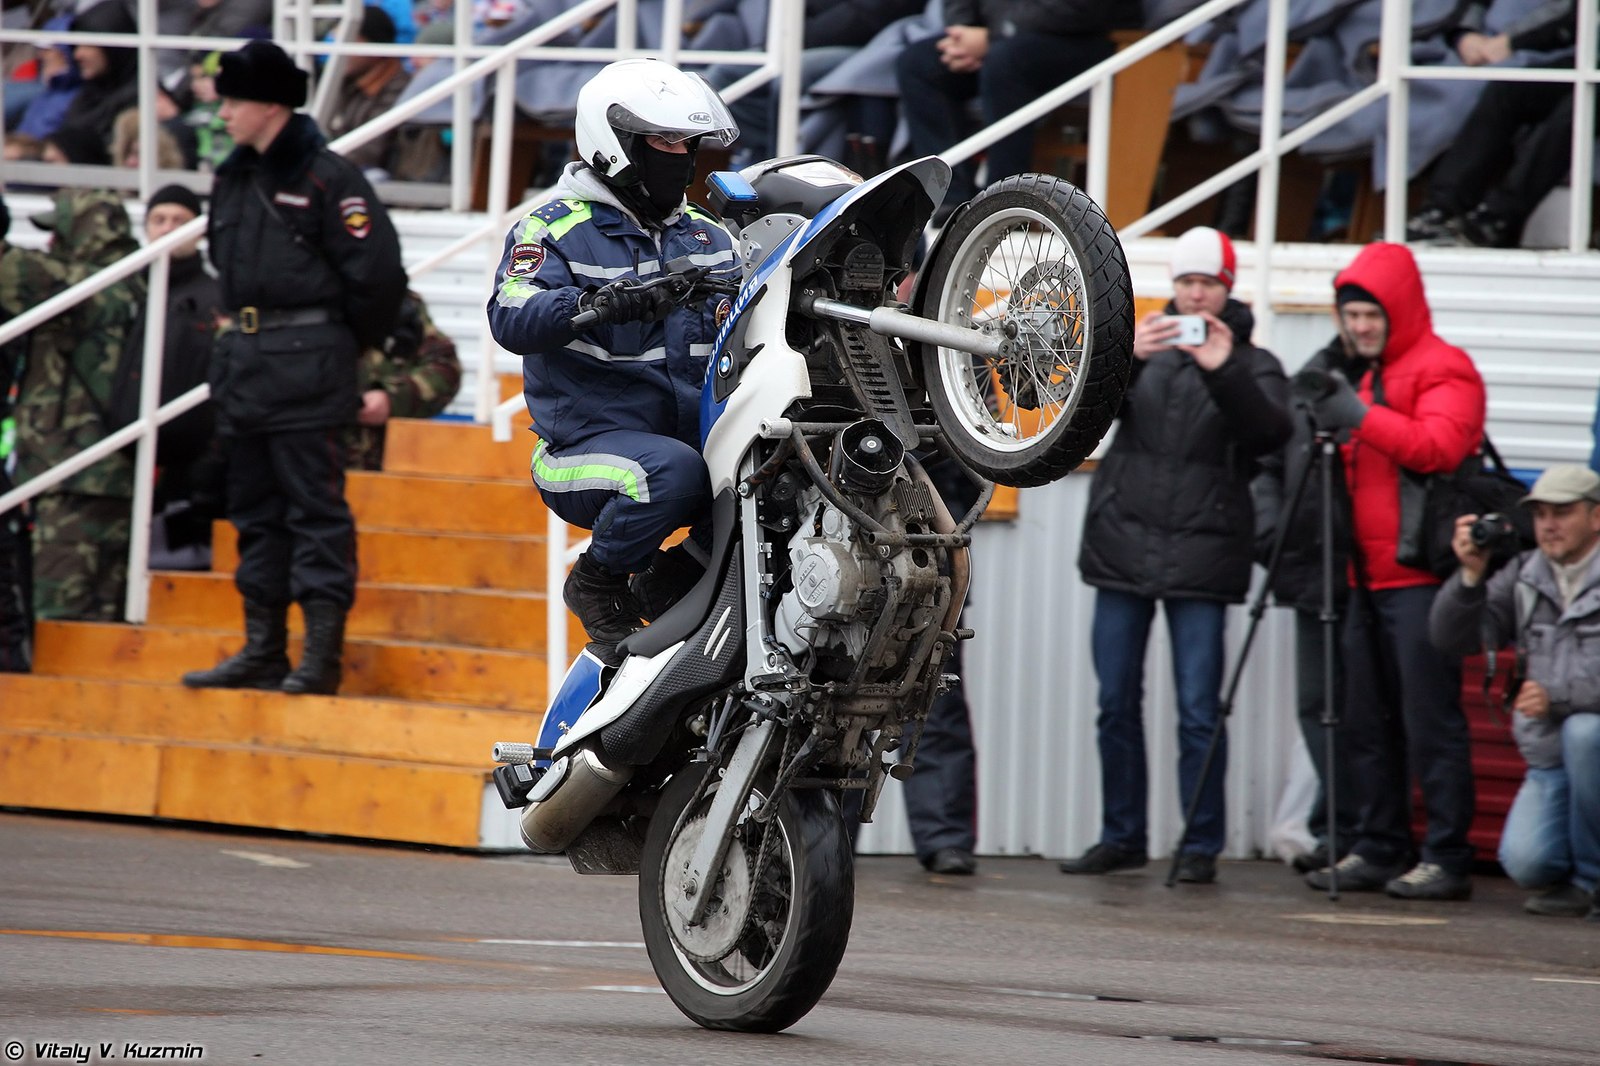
left=507, top=243, right=545, bottom=278
left=532, top=201, right=574, bottom=223
left=692, top=229, right=712, bottom=246
left=341, top=197, right=371, bottom=239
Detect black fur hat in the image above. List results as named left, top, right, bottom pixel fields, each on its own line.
left=215, top=40, right=308, bottom=108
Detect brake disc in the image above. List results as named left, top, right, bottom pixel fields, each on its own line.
left=662, top=810, right=753, bottom=963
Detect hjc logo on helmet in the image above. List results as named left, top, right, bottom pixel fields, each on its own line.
left=689, top=111, right=712, bottom=124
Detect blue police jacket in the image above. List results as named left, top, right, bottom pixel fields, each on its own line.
left=487, top=163, right=740, bottom=450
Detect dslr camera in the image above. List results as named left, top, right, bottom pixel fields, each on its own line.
left=1469, top=512, right=1521, bottom=556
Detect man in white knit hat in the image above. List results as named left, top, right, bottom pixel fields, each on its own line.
left=1064, top=226, right=1291, bottom=885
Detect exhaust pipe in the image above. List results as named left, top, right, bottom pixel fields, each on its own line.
left=519, top=745, right=634, bottom=853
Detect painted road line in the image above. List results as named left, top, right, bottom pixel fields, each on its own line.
left=1281, top=913, right=1449, bottom=926
left=586, top=985, right=665, bottom=994
left=1532, top=977, right=1600, bottom=986
left=478, top=939, right=646, bottom=948
left=220, top=850, right=310, bottom=869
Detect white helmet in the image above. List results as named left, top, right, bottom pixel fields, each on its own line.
left=575, top=58, right=739, bottom=181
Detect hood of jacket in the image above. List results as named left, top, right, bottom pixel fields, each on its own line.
left=551, top=162, right=684, bottom=230
left=71, top=0, right=138, bottom=87
left=40, top=189, right=139, bottom=269
left=1332, top=241, right=1432, bottom=364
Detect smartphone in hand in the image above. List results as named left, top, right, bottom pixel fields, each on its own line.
left=1162, top=315, right=1207, bottom=346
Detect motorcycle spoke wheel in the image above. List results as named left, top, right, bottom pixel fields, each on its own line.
left=640, top=765, right=853, bottom=1032
left=917, top=175, right=1134, bottom=487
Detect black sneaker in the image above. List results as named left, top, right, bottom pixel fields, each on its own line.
left=925, top=847, right=978, bottom=876
left=630, top=542, right=705, bottom=622
left=1304, top=853, right=1404, bottom=892
left=1523, top=883, right=1591, bottom=918
left=1176, top=853, right=1217, bottom=884
left=1291, top=844, right=1329, bottom=874
left=1059, top=842, right=1147, bottom=875
left=1385, top=862, right=1472, bottom=901
left=1404, top=205, right=1462, bottom=243
left=563, top=552, right=642, bottom=647
left=1459, top=204, right=1518, bottom=248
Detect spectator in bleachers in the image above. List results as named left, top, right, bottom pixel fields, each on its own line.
left=345, top=291, right=460, bottom=471
left=2, top=17, right=80, bottom=161
left=895, top=0, right=1141, bottom=208
left=111, top=105, right=194, bottom=172
left=1299, top=243, right=1485, bottom=901
left=0, top=192, right=36, bottom=671
left=182, top=52, right=236, bottom=171
left=1407, top=1, right=1582, bottom=247
left=1430, top=465, right=1600, bottom=922
left=0, top=190, right=144, bottom=622
left=40, top=124, right=112, bottom=167
left=54, top=1, right=137, bottom=157
left=175, top=0, right=274, bottom=47
left=703, top=0, right=924, bottom=166
left=325, top=6, right=414, bottom=179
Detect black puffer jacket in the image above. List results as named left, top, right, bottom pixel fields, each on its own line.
left=1249, top=338, right=1352, bottom=614
left=57, top=1, right=138, bottom=150
left=1078, top=299, right=1291, bottom=603
left=208, top=114, right=406, bottom=435
left=945, top=0, right=1143, bottom=36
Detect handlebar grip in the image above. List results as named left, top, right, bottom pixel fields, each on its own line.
left=570, top=307, right=603, bottom=330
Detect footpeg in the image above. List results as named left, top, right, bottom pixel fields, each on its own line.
left=492, top=741, right=553, bottom=809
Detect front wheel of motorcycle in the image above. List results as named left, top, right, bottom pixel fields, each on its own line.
left=638, top=762, right=854, bottom=1032
left=917, top=174, right=1135, bottom=487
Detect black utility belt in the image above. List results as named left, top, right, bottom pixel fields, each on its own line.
left=235, top=306, right=343, bottom=334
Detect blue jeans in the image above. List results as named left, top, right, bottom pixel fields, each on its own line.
left=1499, top=714, right=1600, bottom=893
left=1091, top=589, right=1228, bottom=856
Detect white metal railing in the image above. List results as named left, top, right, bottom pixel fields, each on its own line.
left=0, top=0, right=803, bottom=648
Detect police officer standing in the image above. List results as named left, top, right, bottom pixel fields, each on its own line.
left=183, top=40, right=406, bottom=696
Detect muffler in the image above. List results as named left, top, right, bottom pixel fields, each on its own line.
left=519, top=744, right=634, bottom=854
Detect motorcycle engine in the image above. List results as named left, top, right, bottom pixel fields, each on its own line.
left=773, top=483, right=942, bottom=677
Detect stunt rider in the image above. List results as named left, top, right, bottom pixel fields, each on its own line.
left=486, top=59, right=741, bottom=662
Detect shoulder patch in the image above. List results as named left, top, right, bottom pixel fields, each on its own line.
left=507, top=243, right=545, bottom=278
left=691, top=229, right=712, bottom=246
left=340, top=196, right=371, bottom=239
left=531, top=200, right=575, bottom=224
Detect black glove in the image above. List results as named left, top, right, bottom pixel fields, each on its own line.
left=578, top=281, right=675, bottom=325
left=1297, top=368, right=1369, bottom=431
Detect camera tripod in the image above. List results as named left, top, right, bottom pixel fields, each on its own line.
left=1163, top=421, right=1347, bottom=900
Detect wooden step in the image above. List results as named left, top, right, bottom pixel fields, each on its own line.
left=0, top=729, right=491, bottom=848
left=346, top=471, right=549, bottom=535
left=211, top=524, right=550, bottom=591
left=382, top=417, right=535, bottom=481
left=32, top=621, right=550, bottom=709
left=148, top=572, right=587, bottom=657
left=0, top=674, right=537, bottom=767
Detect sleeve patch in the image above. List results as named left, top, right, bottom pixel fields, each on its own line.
left=341, top=197, right=371, bottom=239
left=507, top=243, right=545, bottom=277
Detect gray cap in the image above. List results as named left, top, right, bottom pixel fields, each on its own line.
left=1520, top=465, right=1600, bottom=506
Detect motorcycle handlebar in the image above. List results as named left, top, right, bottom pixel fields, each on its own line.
left=569, top=268, right=740, bottom=331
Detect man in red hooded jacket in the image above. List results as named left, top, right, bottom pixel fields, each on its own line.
left=1297, top=242, right=1486, bottom=901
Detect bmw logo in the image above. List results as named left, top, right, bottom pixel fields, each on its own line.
left=718, top=354, right=733, bottom=376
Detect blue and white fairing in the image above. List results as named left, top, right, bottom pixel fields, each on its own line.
left=698, top=157, right=951, bottom=494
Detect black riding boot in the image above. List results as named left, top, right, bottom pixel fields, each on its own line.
left=563, top=551, right=642, bottom=658
left=281, top=599, right=346, bottom=696
left=630, top=542, right=705, bottom=622
left=182, top=600, right=289, bottom=689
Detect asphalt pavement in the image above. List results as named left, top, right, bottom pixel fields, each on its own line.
left=1, top=812, right=1596, bottom=1066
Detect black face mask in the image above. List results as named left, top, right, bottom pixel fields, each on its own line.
left=632, top=138, right=697, bottom=220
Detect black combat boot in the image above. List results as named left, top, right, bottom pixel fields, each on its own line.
left=563, top=552, right=642, bottom=653
left=281, top=599, right=347, bottom=696
left=630, top=542, right=705, bottom=622
left=182, top=601, right=290, bottom=689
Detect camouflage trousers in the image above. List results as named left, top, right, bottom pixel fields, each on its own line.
left=31, top=493, right=130, bottom=621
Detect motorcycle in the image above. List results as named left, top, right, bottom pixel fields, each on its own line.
left=491, top=155, right=1134, bottom=1032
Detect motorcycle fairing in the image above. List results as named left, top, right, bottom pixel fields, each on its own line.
left=535, top=649, right=608, bottom=761
left=699, top=157, right=951, bottom=487
left=549, top=642, right=684, bottom=758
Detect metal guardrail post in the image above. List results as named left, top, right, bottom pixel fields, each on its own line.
left=1571, top=0, right=1597, bottom=253
left=123, top=254, right=171, bottom=625
left=1252, top=0, right=1289, bottom=344
left=1086, top=81, right=1111, bottom=218
left=450, top=0, right=474, bottom=212
left=774, top=0, right=805, bottom=156
left=1381, top=0, right=1413, bottom=243
left=136, top=0, right=158, bottom=202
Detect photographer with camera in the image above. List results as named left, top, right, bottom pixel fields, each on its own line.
left=1430, top=466, right=1600, bottom=921
left=1295, top=242, right=1486, bottom=901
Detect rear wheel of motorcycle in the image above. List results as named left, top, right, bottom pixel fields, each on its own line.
left=639, top=763, right=854, bottom=1032
left=917, top=174, right=1134, bottom=487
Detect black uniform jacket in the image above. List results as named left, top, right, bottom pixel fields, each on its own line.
left=208, top=113, right=406, bottom=435
left=1078, top=299, right=1291, bottom=604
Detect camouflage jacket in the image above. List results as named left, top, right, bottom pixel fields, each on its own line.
left=345, top=291, right=461, bottom=471
left=0, top=191, right=144, bottom=498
